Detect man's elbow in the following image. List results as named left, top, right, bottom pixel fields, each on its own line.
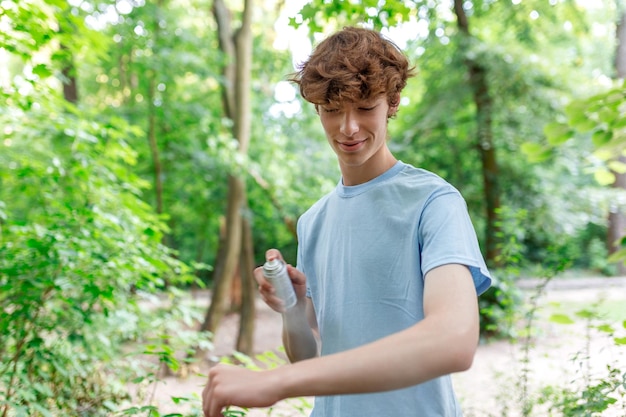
left=283, top=336, right=319, bottom=363
left=452, top=345, right=476, bottom=372
left=447, top=327, right=479, bottom=372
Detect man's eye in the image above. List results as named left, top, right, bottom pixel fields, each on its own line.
left=359, top=106, right=376, bottom=111
left=323, top=108, right=338, bottom=113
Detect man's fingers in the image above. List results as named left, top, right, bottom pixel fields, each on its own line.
left=203, top=370, right=224, bottom=417
left=254, top=267, right=271, bottom=288
left=202, top=382, right=211, bottom=417
left=265, top=248, right=283, bottom=262
left=209, top=398, right=222, bottom=417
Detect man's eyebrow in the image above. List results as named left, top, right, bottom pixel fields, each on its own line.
left=356, top=99, right=380, bottom=107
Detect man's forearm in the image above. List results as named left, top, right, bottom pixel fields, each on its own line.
left=275, top=265, right=479, bottom=398
left=281, top=302, right=318, bottom=362
left=276, top=311, right=477, bottom=398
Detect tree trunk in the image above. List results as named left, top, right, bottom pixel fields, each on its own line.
left=200, top=175, right=244, bottom=334
left=58, top=14, right=78, bottom=104
left=147, top=0, right=164, bottom=216
left=615, top=2, right=626, bottom=77
left=147, top=73, right=164, bottom=215
left=60, top=49, right=78, bottom=104
left=608, top=159, right=626, bottom=274
left=454, top=0, right=501, bottom=266
left=197, top=0, right=255, bottom=356
left=609, top=3, right=626, bottom=275
left=236, top=212, right=256, bottom=354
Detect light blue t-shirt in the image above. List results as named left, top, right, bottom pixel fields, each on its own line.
left=296, top=161, right=491, bottom=417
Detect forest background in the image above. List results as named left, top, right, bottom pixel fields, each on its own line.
left=1, top=0, right=626, bottom=416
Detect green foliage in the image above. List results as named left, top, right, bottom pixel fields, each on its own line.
left=0, top=87, right=209, bottom=414
left=539, top=80, right=626, bottom=186
left=478, top=206, right=526, bottom=339
left=536, top=79, right=626, bottom=271
left=538, top=308, right=626, bottom=416
left=81, top=0, right=230, bottom=274
left=563, top=223, right=613, bottom=275
left=0, top=3, right=211, bottom=414
left=293, top=0, right=412, bottom=33
left=478, top=271, right=522, bottom=339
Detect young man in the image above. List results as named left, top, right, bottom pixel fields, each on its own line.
left=202, top=27, right=492, bottom=417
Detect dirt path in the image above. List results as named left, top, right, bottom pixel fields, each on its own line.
left=150, top=277, right=626, bottom=416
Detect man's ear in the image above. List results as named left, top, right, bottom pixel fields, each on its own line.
left=388, top=93, right=401, bottom=118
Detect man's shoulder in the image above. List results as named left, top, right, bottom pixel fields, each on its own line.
left=392, top=163, right=458, bottom=197
left=396, top=163, right=449, bottom=186
left=299, top=190, right=334, bottom=222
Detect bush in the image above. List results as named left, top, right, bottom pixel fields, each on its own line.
left=0, top=96, right=206, bottom=416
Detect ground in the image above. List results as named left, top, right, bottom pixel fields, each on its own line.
left=148, top=277, right=626, bottom=417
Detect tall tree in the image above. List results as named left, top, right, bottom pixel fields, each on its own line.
left=198, top=0, right=256, bottom=355
left=453, top=0, right=501, bottom=264
left=58, top=7, right=79, bottom=103
left=146, top=0, right=166, bottom=216
left=608, top=0, right=626, bottom=274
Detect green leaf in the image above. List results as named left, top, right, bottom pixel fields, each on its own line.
left=32, top=382, right=54, bottom=396
left=607, top=247, right=626, bottom=263
left=574, top=118, right=601, bottom=132
left=520, top=142, right=551, bottom=163
left=614, top=337, right=626, bottom=345
left=598, top=108, right=616, bottom=124
left=591, top=129, right=612, bottom=147
left=549, top=313, right=575, bottom=324
left=614, top=117, right=626, bottom=129
left=607, top=159, right=626, bottom=174
left=575, top=309, right=594, bottom=319
left=170, top=397, right=191, bottom=404
left=103, top=400, right=118, bottom=411
left=564, top=100, right=587, bottom=121
left=223, top=409, right=247, bottom=417
left=594, top=169, right=615, bottom=186
left=595, top=324, right=613, bottom=333
left=544, top=122, right=572, bottom=145
left=32, top=64, right=52, bottom=78
left=146, top=256, right=169, bottom=271
left=31, top=404, right=54, bottom=417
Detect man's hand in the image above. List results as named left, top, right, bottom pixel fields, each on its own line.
left=254, top=249, right=308, bottom=313
left=202, top=364, right=283, bottom=417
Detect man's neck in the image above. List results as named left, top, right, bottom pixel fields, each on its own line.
left=340, top=152, right=398, bottom=186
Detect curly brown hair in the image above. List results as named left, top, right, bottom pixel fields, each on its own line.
left=289, top=27, right=415, bottom=113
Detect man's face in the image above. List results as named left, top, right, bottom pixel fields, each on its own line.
left=319, top=96, right=397, bottom=173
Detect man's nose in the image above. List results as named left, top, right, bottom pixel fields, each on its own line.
left=340, top=111, right=359, bottom=137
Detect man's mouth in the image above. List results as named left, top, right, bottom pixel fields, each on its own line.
left=338, top=139, right=366, bottom=152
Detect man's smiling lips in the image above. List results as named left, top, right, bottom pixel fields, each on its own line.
left=337, top=139, right=366, bottom=152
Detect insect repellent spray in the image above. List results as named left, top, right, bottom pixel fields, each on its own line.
left=262, top=259, right=297, bottom=310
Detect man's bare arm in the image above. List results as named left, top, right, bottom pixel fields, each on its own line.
left=272, top=263, right=479, bottom=396
left=203, top=263, right=480, bottom=417
left=282, top=296, right=319, bottom=362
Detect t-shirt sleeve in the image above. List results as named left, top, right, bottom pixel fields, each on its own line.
left=419, top=190, right=492, bottom=295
